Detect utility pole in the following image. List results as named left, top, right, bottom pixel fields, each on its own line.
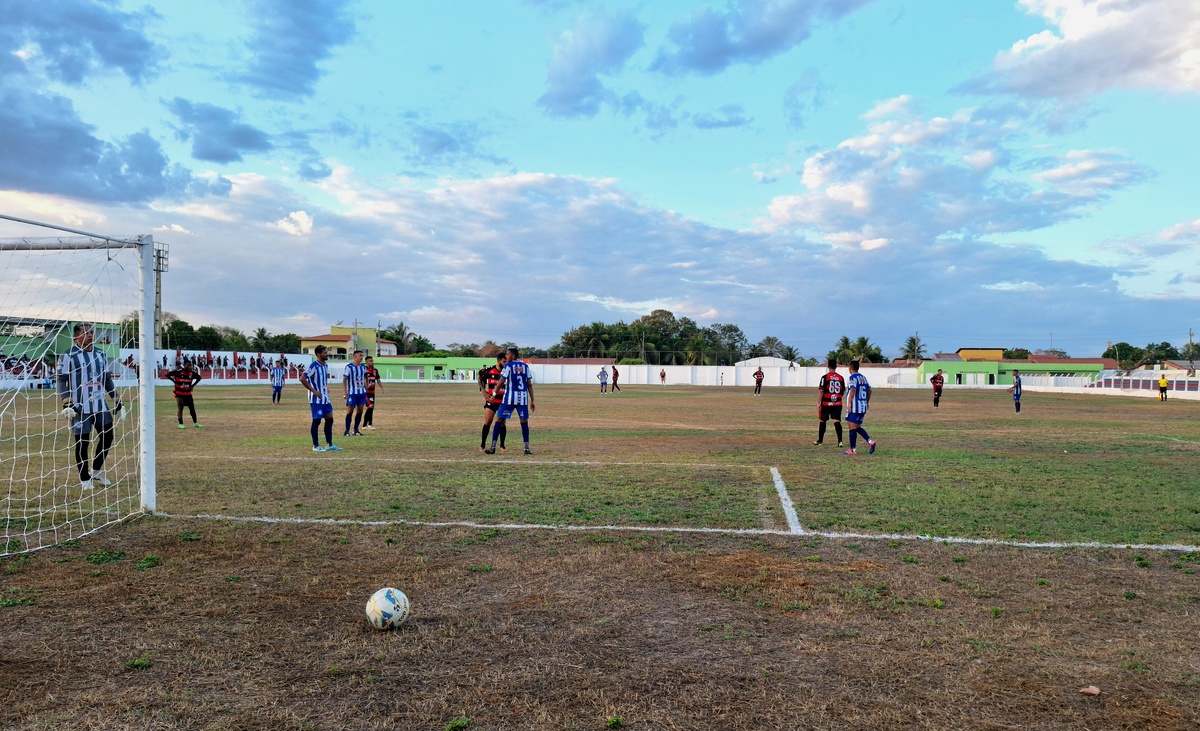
left=153, top=242, right=169, bottom=348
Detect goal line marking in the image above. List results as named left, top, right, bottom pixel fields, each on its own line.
left=150, top=512, right=1198, bottom=553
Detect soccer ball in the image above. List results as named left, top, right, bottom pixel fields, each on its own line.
left=365, top=587, right=410, bottom=630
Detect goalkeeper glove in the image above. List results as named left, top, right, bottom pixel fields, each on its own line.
left=61, top=399, right=78, bottom=417
left=115, top=400, right=128, bottom=421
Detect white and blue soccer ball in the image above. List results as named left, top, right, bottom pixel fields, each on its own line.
left=365, top=587, right=410, bottom=630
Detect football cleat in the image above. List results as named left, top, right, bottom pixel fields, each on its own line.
left=313, top=446, right=327, bottom=453
left=483, top=447, right=496, bottom=455
left=523, top=448, right=532, bottom=455
left=326, top=444, right=344, bottom=451
left=813, top=440, right=822, bottom=446
left=842, top=449, right=857, bottom=456
left=92, top=471, right=111, bottom=486
left=868, top=440, right=877, bottom=454
left=178, top=423, right=186, bottom=429
left=79, top=479, right=94, bottom=491
left=194, top=423, right=203, bottom=428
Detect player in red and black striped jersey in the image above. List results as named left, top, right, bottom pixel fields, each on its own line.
left=930, top=369, right=944, bottom=408
left=814, top=359, right=844, bottom=447
left=362, top=356, right=384, bottom=430
left=478, top=353, right=507, bottom=451
left=166, top=361, right=203, bottom=429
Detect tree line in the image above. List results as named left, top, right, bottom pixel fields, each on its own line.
left=126, top=310, right=1197, bottom=369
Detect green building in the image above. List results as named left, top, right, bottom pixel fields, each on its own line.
left=372, top=356, right=492, bottom=382
left=0, top=319, right=121, bottom=364
left=918, top=359, right=1110, bottom=386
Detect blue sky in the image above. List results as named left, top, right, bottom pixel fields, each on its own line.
left=1, top=0, right=1197, bottom=358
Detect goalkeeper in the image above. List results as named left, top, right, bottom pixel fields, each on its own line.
left=57, top=322, right=122, bottom=490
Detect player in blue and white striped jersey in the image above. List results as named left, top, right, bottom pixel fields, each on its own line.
left=299, top=345, right=341, bottom=452
left=56, top=322, right=123, bottom=490
left=342, top=350, right=368, bottom=437
left=486, top=347, right=536, bottom=455
left=269, top=360, right=287, bottom=404
left=843, top=360, right=877, bottom=456
left=1007, top=369, right=1022, bottom=413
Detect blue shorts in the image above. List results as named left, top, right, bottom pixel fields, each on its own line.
left=1013, top=393, right=1021, bottom=401
left=310, top=402, right=333, bottom=420
left=846, top=412, right=867, bottom=425
left=72, top=412, right=114, bottom=435
left=496, top=403, right=530, bottom=421
left=272, top=386, right=282, bottom=394
left=345, top=393, right=368, bottom=407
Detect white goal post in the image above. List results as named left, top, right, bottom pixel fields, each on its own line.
left=0, top=217, right=157, bottom=556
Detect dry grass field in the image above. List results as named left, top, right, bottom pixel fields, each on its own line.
left=3, top=382, right=1199, bottom=730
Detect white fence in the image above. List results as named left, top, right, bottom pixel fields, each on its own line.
left=103, top=349, right=1200, bottom=401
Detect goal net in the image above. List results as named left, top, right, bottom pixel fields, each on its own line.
left=1, top=228, right=156, bottom=557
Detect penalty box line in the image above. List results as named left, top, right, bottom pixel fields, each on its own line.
left=161, top=454, right=757, bottom=470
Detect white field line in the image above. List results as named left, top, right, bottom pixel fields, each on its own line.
left=151, top=512, right=1199, bottom=552
left=1138, top=434, right=1200, bottom=445
left=770, top=467, right=803, bottom=535
left=160, top=454, right=746, bottom=470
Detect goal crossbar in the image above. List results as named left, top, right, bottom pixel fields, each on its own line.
left=0, top=237, right=145, bottom=251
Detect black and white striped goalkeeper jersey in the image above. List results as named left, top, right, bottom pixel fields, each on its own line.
left=57, top=345, right=116, bottom=415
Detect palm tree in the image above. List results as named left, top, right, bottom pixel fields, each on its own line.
left=683, top=333, right=709, bottom=365
left=828, top=335, right=885, bottom=364
left=779, top=345, right=800, bottom=362
left=756, top=336, right=785, bottom=358
left=251, top=327, right=270, bottom=350
left=899, top=332, right=926, bottom=363
left=382, top=322, right=415, bottom=354
left=850, top=336, right=885, bottom=363
left=580, top=322, right=610, bottom=358
left=828, top=335, right=853, bottom=364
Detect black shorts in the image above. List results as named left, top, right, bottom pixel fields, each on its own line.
left=484, top=401, right=500, bottom=413
left=367, top=393, right=376, bottom=407
left=820, top=404, right=842, bottom=422
left=175, top=394, right=194, bottom=407
left=933, top=386, right=943, bottom=395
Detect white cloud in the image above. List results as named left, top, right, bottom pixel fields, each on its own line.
left=1157, top=217, right=1200, bottom=242
left=154, top=223, right=192, bottom=234
left=761, top=102, right=1149, bottom=249
left=275, top=210, right=313, bottom=236
left=977, top=0, right=1200, bottom=98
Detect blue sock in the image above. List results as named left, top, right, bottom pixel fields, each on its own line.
left=324, top=419, right=333, bottom=445
left=857, top=426, right=871, bottom=443
left=521, top=420, right=530, bottom=446
left=353, top=413, right=362, bottom=432
left=491, top=421, right=502, bottom=447
left=849, top=430, right=857, bottom=450
left=311, top=420, right=320, bottom=447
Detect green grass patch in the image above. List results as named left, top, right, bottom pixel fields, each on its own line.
left=141, top=385, right=1200, bottom=548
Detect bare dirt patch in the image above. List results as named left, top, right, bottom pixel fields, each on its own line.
left=3, top=517, right=1197, bottom=730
